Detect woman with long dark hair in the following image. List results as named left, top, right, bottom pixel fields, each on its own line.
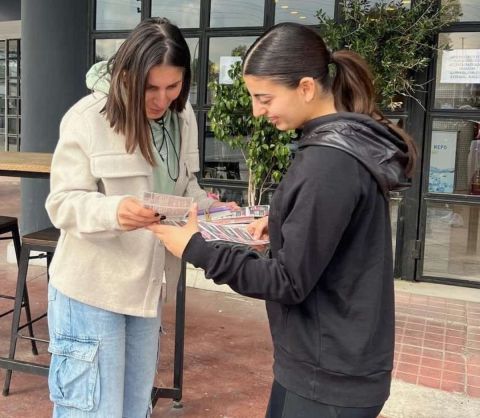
left=45, top=18, right=232, bottom=417
left=149, top=22, right=417, bottom=418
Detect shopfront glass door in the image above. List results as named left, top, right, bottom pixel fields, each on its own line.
left=416, top=27, right=480, bottom=287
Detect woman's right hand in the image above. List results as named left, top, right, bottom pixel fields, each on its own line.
left=247, top=215, right=269, bottom=240
left=117, top=197, right=160, bottom=231
left=247, top=216, right=269, bottom=252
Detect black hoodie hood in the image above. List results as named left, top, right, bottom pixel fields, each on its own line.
left=299, top=112, right=411, bottom=196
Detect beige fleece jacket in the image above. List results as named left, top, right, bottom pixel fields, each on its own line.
left=46, top=93, right=214, bottom=316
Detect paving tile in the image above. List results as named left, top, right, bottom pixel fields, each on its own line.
left=419, top=365, right=442, bottom=379
left=440, top=380, right=465, bottom=393
left=442, top=370, right=465, bottom=384
left=422, top=348, right=444, bottom=359
left=443, top=360, right=466, bottom=374
left=400, top=353, right=422, bottom=365
left=467, top=374, right=480, bottom=387
left=417, top=375, right=441, bottom=389
left=421, top=357, right=443, bottom=370
left=395, top=371, right=418, bottom=385
left=467, top=385, right=480, bottom=397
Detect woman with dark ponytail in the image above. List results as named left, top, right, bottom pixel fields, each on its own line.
left=149, top=22, right=417, bottom=417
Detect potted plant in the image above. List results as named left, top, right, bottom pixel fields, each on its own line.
left=316, top=0, right=461, bottom=110
left=208, top=61, right=296, bottom=206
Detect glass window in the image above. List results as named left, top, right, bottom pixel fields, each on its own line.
left=202, top=185, right=248, bottom=207
left=210, top=0, right=264, bottom=27
left=7, top=117, right=18, bottom=134
left=207, top=36, right=257, bottom=104
left=434, top=32, right=480, bottom=110
left=204, top=120, right=248, bottom=182
left=7, top=98, right=20, bottom=113
left=427, top=119, right=480, bottom=195
left=96, top=0, right=140, bottom=31
left=95, top=39, right=126, bottom=62
left=151, top=0, right=200, bottom=28
left=275, top=0, right=334, bottom=25
left=442, top=0, right=479, bottom=22
left=423, top=202, right=479, bottom=283
left=185, top=38, right=199, bottom=105
left=389, top=194, right=403, bottom=270
left=7, top=79, right=18, bottom=97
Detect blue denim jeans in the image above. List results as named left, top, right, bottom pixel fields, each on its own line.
left=47, top=284, right=162, bottom=418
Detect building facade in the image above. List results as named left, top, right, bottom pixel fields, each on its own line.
left=1, top=0, right=479, bottom=287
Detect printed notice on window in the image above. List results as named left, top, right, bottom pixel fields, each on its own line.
left=440, top=49, right=480, bottom=84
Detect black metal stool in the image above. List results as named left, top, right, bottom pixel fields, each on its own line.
left=0, top=217, right=37, bottom=352
left=2, top=226, right=59, bottom=396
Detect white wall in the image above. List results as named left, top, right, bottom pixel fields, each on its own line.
left=0, top=20, right=21, bottom=38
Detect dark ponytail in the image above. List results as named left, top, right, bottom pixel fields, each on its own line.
left=330, top=49, right=418, bottom=177
left=330, top=50, right=377, bottom=115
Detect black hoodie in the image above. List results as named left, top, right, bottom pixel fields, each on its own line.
left=183, top=112, right=411, bottom=407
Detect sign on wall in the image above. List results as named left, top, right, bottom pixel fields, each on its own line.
left=440, top=49, right=480, bottom=84
left=428, top=130, right=458, bottom=193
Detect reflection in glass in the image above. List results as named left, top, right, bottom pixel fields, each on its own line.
left=185, top=38, right=199, bottom=105
left=423, top=202, right=480, bottom=283
left=275, top=0, right=334, bottom=25
left=7, top=117, right=18, bottom=134
left=151, top=0, right=200, bottom=28
left=434, top=33, right=480, bottom=110
left=202, top=186, right=248, bottom=206
left=389, top=195, right=402, bottom=271
left=441, top=0, right=479, bottom=22
left=204, top=121, right=247, bottom=182
left=210, top=0, right=263, bottom=27
left=7, top=79, right=17, bottom=97
left=95, top=39, right=126, bottom=62
left=0, top=40, right=5, bottom=59
left=428, top=119, right=480, bottom=195
left=96, top=0, right=140, bottom=30
left=208, top=36, right=257, bottom=104
left=8, top=61, right=17, bottom=78
left=7, top=99, right=19, bottom=113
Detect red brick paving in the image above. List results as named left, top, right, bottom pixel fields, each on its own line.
left=394, top=292, right=480, bottom=398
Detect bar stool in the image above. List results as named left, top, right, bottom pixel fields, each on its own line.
left=2, top=226, right=60, bottom=396
left=0, top=217, right=37, bottom=352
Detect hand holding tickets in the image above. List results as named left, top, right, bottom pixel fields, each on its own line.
left=117, top=197, right=160, bottom=230
left=147, top=203, right=200, bottom=258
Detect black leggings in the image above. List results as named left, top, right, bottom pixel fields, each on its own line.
left=265, top=381, right=384, bottom=418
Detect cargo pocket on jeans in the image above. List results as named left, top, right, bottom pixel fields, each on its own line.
left=48, top=333, right=100, bottom=411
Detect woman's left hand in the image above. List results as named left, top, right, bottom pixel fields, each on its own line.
left=147, top=203, right=199, bottom=258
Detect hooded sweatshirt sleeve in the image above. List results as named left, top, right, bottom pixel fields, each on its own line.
left=85, top=61, right=110, bottom=94
left=182, top=147, right=363, bottom=304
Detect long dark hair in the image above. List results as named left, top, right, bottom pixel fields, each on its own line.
left=243, top=22, right=417, bottom=177
left=103, top=17, right=191, bottom=165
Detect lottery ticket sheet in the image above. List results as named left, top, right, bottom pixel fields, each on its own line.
left=143, top=192, right=193, bottom=220
left=161, top=219, right=269, bottom=246
left=144, top=192, right=269, bottom=245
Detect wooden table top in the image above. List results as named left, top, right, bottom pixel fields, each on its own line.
left=0, top=151, right=52, bottom=177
